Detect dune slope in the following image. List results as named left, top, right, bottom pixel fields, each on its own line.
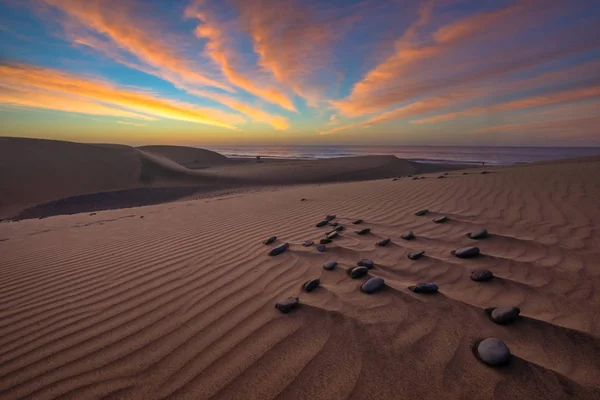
left=0, top=157, right=599, bottom=399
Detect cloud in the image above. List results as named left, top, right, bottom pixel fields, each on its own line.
left=474, top=116, right=600, bottom=141
left=185, top=5, right=296, bottom=112
left=0, top=63, right=244, bottom=129
left=411, top=86, right=600, bottom=124
left=117, top=121, right=146, bottom=127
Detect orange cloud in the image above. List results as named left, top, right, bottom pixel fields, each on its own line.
left=0, top=63, right=244, bottom=129
left=117, top=121, right=146, bottom=127
left=42, top=0, right=232, bottom=92
left=235, top=0, right=337, bottom=105
left=474, top=116, right=600, bottom=141
left=185, top=7, right=296, bottom=112
left=412, top=86, right=600, bottom=124
left=334, top=3, right=525, bottom=116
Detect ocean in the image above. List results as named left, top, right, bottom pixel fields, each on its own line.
left=205, top=146, right=600, bottom=166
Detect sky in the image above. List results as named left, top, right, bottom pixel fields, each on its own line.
left=0, top=0, right=599, bottom=146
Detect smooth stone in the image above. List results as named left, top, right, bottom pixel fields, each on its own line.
left=89, top=213, right=96, bottom=216
left=316, top=220, right=329, bottom=227
left=352, top=219, right=364, bottom=224
left=357, top=259, right=375, bottom=269
left=320, top=238, right=332, bottom=244
left=316, top=244, right=326, bottom=252
left=361, top=277, right=385, bottom=294
left=438, top=175, right=445, bottom=179
left=333, top=225, right=345, bottom=232
left=463, top=172, right=468, bottom=175
left=471, top=269, right=494, bottom=282
left=376, top=238, right=391, bottom=246
left=140, top=216, right=144, bottom=219
left=392, top=178, right=398, bottom=181
left=401, top=231, right=415, bottom=240
left=263, top=236, right=277, bottom=245
left=408, top=250, right=425, bottom=260
left=433, top=216, right=448, bottom=223
left=415, top=209, right=429, bottom=216
left=275, top=297, right=299, bottom=313
left=489, top=306, right=520, bottom=324
left=468, top=229, right=488, bottom=239
left=349, top=266, right=369, bottom=279
left=301, top=198, right=307, bottom=201
left=323, top=261, right=338, bottom=271
left=329, top=221, right=339, bottom=227
left=481, top=171, right=489, bottom=174
left=452, top=246, right=481, bottom=258
left=409, top=282, right=438, bottom=293
left=356, top=228, right=371, bottom=235
left=325, top=215, right=337, bottom=221
left=302, top=240, right=314, bottom=247
left=412, top=177, right=419, bottom=180
left=326, top=231, right=338, bottom=239
left=269, top=243, right=289, bottom=256
left=444, top=172, right=448, bottom=175
left=477, top=338, right=511, bottom=366
left=303, top=279, right=320, bottom=292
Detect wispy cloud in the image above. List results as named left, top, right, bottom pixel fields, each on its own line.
left=117, top=121, right=146, bottom=127
left=0, top=63, right=243, bottom=129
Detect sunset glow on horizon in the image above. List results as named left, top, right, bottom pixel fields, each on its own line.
left=1, top=0, right=599, bottom=146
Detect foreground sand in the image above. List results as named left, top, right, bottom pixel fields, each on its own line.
left=1, top=157, right=600, bottom=399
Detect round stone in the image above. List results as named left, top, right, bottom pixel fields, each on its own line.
left=263, top=236, right=277, bottom=245
left=316, top=244, right=326, bottom=252
left=320, top=238, right=332, bottom=244
left=352, top=219, right=364, bottom=224
left=275, top=297, right=299, bottom=313
left=401, top=231, right=415, bottom=240
left=303, top=279, right=320, bottom=292
left=361, top=277, right=385, bottom=294
left=356, top=228, right=371, bottom=235
left=409, top=282, right=438, bottom=293
left=302, top=240, right=314, bottom=247
left=489, top=306, right=520, bottom=324
left=376, top=238, right=391, bottom=246
left=357, top=259, right=374, bottom=269
left=349, top=266, right=369, bottom=279
left=468, top=229, right=489, bottom=239
left=269, top=243, right=289, bottom=256
left=316, top=220, right=329, bottom=227
left=326, top=231, right=338, bottom=239
left=323, top=261, right=338, bottom=271
left=471, top=269, right=494, bottom=282
left=452, top=247, right=480, bottom=258
left=415, top=209, right=429, bottom=216
left=477, top=338, right=511, bottom=366
left=408, top=250, right=425, bottom=260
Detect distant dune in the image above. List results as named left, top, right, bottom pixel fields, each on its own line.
left=1, top=153, right=599, bottom=399
left=0, top=137, right=468, bottom=220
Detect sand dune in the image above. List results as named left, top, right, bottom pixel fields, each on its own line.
left=0, top=155, right=599, bottom=399
left=1, top=138, right=464, bottom=220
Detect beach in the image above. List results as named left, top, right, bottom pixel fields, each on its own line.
left=1, top=139, right=599, bottom=399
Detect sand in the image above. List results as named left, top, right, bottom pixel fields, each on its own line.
left=1, top=141, right=600, bottom=399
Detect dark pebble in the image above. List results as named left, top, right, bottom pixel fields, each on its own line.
left=89, top=213, right=96, bottom=216
left=263, top=236, right=277, bottom=245
left=140, top=216, right=144, bottom=219
left=275, top=297, right=299, bottom=313
left=438, top=175, right=445, bottom=179
left=320, top=238, right=332, bottom=244
left=468, top=229, right=488, bottom=239
left=301, top=198, right=307, bottom=201
left=325, top=215, right=337, bottom=221
left=433, top=216, right=448, bottom=223
left=302, top=240, right=314, bottom=247
left=409, top=282, right=439, bottom=293
left=323, top=261, right=338, bottom=270
left=357, top=259, right=375, bottom=269
left=401, top=231, right=415, bottom=240
left=376, top=238, right=391, bottom=246
left=317, top=244, right=326, bottom=252
left=333, top=225, right=345, bottom=232
left=329, top=221, right=339, bottom=227
left=361, top=277, right=385, bottom=294
left=477, top=338, right=510, bottom=366
left=481, top=171, right=489, bottom=174
left=269, top=243, right=289, bottom=256
left=452, top=246, right=480, bottom=258
left=444, top=172, right=448, bottom=175
left=412, top=177, right=419, bottom=180
left=303, top=279, right=320, bottom=292
left=356, top=228, right=371, bottom=235
left=420, top=177, right=425, bottom=179
left=487, top=306, right=520, bottom=325
left=415, top=209, right=429, bottom=216
left=463, top=172, right=468, bottom=175
left=326, top=231, right=338, bottom=239
left=352, top=219, right=364, bottom=224
left=470, top=269, right=494, bottom=282
left=316, top=220, right=329, bottom=227
left=349, top=266, right=369, bottom=279
left=392, top=178, right=398, bottom=181
left=408, top=250, right=425, bottom=260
